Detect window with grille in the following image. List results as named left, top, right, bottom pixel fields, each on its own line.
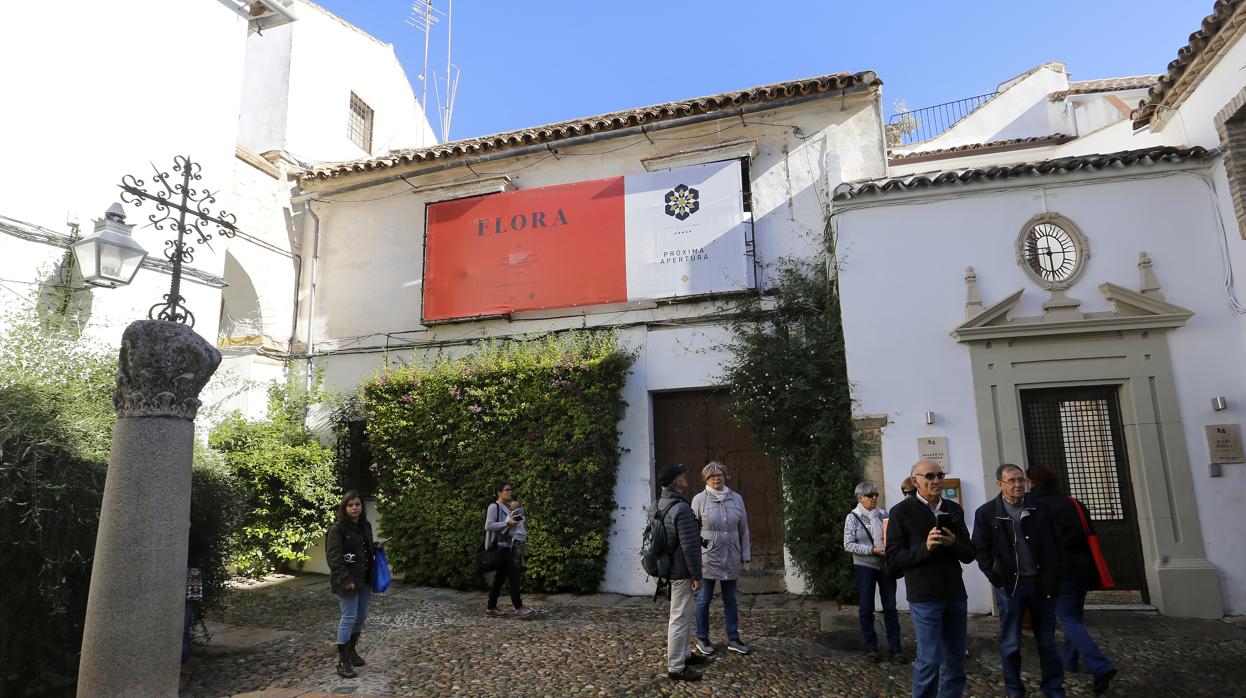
left=1022, top=391, right=1127, bottom=520
left=347, top=92, right=374, bottom=153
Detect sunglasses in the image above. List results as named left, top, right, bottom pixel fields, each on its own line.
left=862, top=493, right=879, bottom=498
left=917, top=472, right=946, bottom=481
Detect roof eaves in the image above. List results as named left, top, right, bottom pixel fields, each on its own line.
left=1133, top=0, right=1246, bottom=129
left=836, top=145, right=1218, bottom=201
left=888, top=134, right=1074, bottom=165
left=300, top=71, right=881, bottom=182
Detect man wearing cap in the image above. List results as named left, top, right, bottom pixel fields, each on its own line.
left=656, top=463, right=709, bottom=682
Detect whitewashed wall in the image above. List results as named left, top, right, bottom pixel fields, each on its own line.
left=295, top=94, right=886, bottom=593
left=836, top=171, right=1246, bottom=614
left=0, top=0, right=250, bottom=342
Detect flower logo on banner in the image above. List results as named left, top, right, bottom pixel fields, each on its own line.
left=664, top=184, right=701, bottom=221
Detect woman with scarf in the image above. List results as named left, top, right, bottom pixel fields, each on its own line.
left=690, top=461, right=752, bottom=656
left=844, top=481, right=903, bottom=662
left=326, top=490, right=385, bottom=678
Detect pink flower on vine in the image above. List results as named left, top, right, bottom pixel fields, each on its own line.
left=400, top=393, right=414, bottom=403
left=470, top=405, right=483, bottom=414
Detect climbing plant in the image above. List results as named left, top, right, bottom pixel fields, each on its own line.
left=720, top=251, right=862, bottom=600
left=362, top=332, right=634, bottom=593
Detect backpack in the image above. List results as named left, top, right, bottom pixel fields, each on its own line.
left=640, top=499, right=682, bottom=581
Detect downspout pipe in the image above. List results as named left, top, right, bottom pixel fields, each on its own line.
left=304, top=198, right=321, bottom=393
left=301, top=83, right=879, bottom=200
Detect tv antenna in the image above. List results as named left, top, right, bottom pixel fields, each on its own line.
left=407, top=0, right=461, bottom=142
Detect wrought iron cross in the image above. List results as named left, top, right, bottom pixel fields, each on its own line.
left=119, top=155, right=238, bottom=326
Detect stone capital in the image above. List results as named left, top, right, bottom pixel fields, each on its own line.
left=113, top=320, right=222, bottom=420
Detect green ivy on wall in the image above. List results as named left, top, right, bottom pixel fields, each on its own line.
left=721, top=255, right=862, bottom=600
left=362, top=332, right=634, bottom=593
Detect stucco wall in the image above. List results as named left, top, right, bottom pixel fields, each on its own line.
left=294, top=94, right=885, bottom=594
left=836, top=171, right=1246, bottom=614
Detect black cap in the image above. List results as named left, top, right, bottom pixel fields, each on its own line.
left=657, top=463, right=685, bottom=488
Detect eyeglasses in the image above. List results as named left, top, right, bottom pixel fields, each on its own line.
left=999, top=478, right=1026, bottom=486
left=918, top=472, right=946, bottom=481
left=862, top=493, right=879, bottom=498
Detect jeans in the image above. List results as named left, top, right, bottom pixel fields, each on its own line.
left=909, top=599, right=968, bottom=698
left=852, top=565, right=901, bottom=653
left=487, top=548, right=524, bottom=610
left=335, top=583, right=372, bottom=645
left=667, top=578, right=697, bottom=672
left=994, top=580, right=1065, bottom=697
left=695, top=578, right=741, bottom=642
left=182, top=602, right=193, bottom=665
left=1054, top=580, right=1115, bottom=680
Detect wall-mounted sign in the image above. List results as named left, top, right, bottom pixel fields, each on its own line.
left=940, top=477, right=962, bottom=507
left=917, top=436, right=950, bottom=472
left=422, top=159, right=753, bottom=321
left=1205, top=424, right=1245, bottom=465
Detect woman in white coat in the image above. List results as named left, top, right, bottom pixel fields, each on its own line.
left=690, top=461, right=751, bottom=656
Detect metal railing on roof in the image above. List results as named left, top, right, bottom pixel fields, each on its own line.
left=886, top=92, right=998, bottom=147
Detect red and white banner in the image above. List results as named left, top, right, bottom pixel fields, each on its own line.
left=422, top=160, right=752, bottom=321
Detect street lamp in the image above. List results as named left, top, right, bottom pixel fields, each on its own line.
left=72, top=203, right=149, bottom=288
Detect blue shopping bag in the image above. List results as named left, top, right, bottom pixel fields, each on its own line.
left=372, top=547, right=392, bottom=593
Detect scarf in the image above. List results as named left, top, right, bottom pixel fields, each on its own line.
left=705, top=485, right=731, bottom=503
left=852, top=503, right=885, bottom=545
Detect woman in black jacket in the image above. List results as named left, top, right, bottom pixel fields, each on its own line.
left=326, top=490, right=382, bottom=678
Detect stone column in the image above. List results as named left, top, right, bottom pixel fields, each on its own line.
left=77, top=320, right=221, bottom=697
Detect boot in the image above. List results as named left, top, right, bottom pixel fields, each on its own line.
left=336, top=644, right=357, bottom=678
left=347, top=633, right=366, bottom=667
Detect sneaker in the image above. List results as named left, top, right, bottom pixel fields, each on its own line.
left=694, top=637, right=715, bottom=655
left=484, top=608, right=507, bottom=618
left=685, top=653, right=710, bottom=666
left=667, top=667, right=703, bottom=681
left=1092, top=668, right=1117, bottom=695
left=514, top=606, right=536, bottom=619
left=887, top=651, right=907, bottom=664
left=727, top=639, right=751, bottom=655
left=865, top=650, right=881, bottom=663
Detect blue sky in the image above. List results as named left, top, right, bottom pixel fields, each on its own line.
left=313, top=0, right=1210, bottom=143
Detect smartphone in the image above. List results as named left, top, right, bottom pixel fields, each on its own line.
left=934, top=511, right=951, bottom=533
left=513, top=515, right=523, bottom=521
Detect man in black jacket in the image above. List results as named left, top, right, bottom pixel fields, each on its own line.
left=656, top=463, right=710, bottom=682
left=886, top=460, right=975, bottom=698
left=972, top=464, right=1065, bottom=698
left=1027, top=465, right=1116, bottom=695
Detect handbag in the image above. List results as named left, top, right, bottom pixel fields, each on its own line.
left=372, top=547, right=392, bottom=593
left=853, top=513, right=902, bottom=580
left=185, top=567, right=203, bottom=602
left=1068, top=497, right=1115, bottom=591
left=475, top=503, right=509, bottom=574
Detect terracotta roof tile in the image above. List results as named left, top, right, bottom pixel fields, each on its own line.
left=888, top=134, right=1074, bottom=164
left=302, top=71, right=881, bottom=181
left=835, top=145, right=1217, bottom=201
left=1134, top=0, right=1246, bottom=128
left=1048, top=75, right=1160, bottom=100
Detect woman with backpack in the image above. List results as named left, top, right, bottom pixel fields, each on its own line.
left=844, top=481, right=903, bottom=663
left=484, top=483, right=534, bottom=618
left=690, top=461, right=751, bottom=657
left=326, top=490, right=386, bottom=678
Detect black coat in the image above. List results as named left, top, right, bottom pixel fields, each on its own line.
left=326, top=519, right=374, bottom=595
left=971, top=493, right=1061, bottom=598
left=884, top=496, right=975, bottom=603
left=657, top=488, right=702, bottom=581
left=1029, top=488, right=1097, bottom=584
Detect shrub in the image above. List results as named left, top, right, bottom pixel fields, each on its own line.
left=721, top=257, right=862, bottom=600
left=0, top=382, right=106, bottom=695
left=209, top=373, right=337, bottom=576
left=362, top=332, right=634, bottom=593
left=189, top=443, right=243, bottom=627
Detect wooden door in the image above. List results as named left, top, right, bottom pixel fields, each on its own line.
left=1020, top=386, right=1147, bottom=598
left=651, top=390, right=785, bottom=572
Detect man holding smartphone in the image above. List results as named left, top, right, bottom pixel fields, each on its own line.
left=886, top=460, right=976, bottom=698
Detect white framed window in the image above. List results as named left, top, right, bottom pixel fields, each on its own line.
left=347, top=92, right=374, bottom=153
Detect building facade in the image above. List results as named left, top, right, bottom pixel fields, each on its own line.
left=291, top=72, right=886, bottom=594
left=836, top=1, right=1246, bottom=618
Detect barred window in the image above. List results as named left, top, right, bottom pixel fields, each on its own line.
left=347, top=92, right=374, bottom=153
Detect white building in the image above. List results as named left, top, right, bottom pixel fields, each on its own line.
left=0, top=0, right=435, bottom=421
left=835, top=1, right=1246, bottom=618
left=290, top=72, right=887, bottom=594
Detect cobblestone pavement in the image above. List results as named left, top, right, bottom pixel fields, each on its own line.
left=183, top=575, right=1246, bottom=698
